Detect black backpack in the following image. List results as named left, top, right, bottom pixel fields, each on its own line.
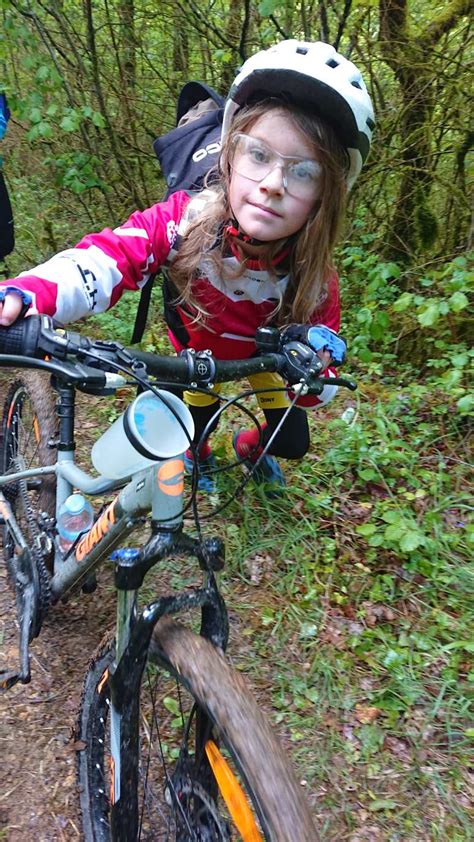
left=131, top=82, right=224, bottom=343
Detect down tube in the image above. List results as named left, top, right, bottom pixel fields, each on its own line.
left=50, top=499, right=138, bottom=600
left=50, top=459, right=186, bottom=601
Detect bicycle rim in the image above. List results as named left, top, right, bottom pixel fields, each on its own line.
left=78, top=621, right=318, bottom=841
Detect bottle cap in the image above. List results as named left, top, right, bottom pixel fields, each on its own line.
left=66, top=494, right=87, bottom=514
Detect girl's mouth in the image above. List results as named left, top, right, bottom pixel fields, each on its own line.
left=249, top=202, right=282, bottom=218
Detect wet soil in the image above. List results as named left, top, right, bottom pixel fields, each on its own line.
left=0, top=571, right=115, bottom=841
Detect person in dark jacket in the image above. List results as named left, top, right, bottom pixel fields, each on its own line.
left=0, top=93, right=15, bottom=262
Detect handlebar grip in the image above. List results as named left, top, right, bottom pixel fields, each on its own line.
left=330, top=377, right=357, bottom=391
left=0, top=317, right=41, bottom=357
left=127, top=350, right=190, bottom=381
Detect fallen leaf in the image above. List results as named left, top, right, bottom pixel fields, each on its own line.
left=355, top=704, right=381, bottom=724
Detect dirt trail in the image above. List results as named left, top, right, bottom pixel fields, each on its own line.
left=0, top=571, right=115, bottom=841
left=0, top=371, right=115, bottom=840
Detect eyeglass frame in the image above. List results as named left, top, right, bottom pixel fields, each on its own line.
left=228, top=132, right=322, bottom=198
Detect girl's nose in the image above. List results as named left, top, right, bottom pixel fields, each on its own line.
left=259, top=164, right=285, bottom=195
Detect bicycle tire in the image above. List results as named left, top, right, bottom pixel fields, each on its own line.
left=78, top=618, right=318, bottom=841
left=1, top=372, right=56, bottom=579
left=0, top=371, right=56, bottom=592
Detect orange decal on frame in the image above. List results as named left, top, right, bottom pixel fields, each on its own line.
left=75, top=498, right=117, bottom=562
left=97, top=668, right=109, bottom=695
left=157, top=459, right=184, bottom=497
left=109, top=756, right=116, bottom=806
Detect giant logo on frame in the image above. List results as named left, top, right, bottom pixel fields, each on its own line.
left=75, top=498, right=117, bottom=562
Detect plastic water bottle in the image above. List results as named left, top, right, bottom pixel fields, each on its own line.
left=57, top=493, right=94, bottom=554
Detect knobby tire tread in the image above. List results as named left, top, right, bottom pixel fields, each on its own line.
left=1, top=371, right=57, bottom=519
left=1, top=373, right=56, bottom=618
left=78, top=620, right=319, bottom=841
left=151, top=617, right=319, bottom=841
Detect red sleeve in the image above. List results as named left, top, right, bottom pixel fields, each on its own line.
left=308, top=269, right=340, bottom=332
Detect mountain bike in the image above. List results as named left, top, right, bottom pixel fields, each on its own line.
left=0, top=315, right=356, bottom=841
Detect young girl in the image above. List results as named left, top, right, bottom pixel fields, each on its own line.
left=0, top=40, right=374, bottom=492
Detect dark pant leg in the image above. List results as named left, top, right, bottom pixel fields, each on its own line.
left=261, top=406, right=310, bottom=459
left=0, top=171, right=14, bottom=260
left=187, top=401, right=221, bottom=447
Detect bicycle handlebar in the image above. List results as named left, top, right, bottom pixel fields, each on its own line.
left=0, top=315, right=357, bottom=394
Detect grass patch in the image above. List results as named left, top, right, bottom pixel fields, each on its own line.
left=201, top=379, right=474, bottom=839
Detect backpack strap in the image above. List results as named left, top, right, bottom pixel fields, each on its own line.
left=130, top=269, right=155, bottom=344
left=0, top=171, right=14, bottom=262
left=131, top=80, right=223, bottom=344
left=130, top=189, right=219, bottom=344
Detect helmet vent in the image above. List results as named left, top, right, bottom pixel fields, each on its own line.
left=296, top=46, right=308, bottom=55
left=351, top=80, right=362, bottom=89
left=367, top=116, right=375, bottom=130
left=326, top=58, right=339, bottom=68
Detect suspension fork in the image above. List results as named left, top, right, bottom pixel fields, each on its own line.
left=107, top=460, right=227, bottom=841
left=109, top=573, right=227, bottom=839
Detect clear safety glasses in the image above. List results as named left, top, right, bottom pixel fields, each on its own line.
left=229, top=133, right=322, bottom=199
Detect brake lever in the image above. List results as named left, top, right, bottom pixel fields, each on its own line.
left=329, top=377, right=357, bottom=391
left=281, top=341, right=323, bottom=384
left=75, top=338, right=148, bottom=379
left=303, top=375, right=357, bottom=394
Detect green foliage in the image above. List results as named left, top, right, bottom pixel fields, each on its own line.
left=46, top=152, right=107, bottom=195
left=393, top=256, right=471, bottom=325
left=340, top=245, right=473, bottom=414
left=213, top=349, right=472, bottom=834
left=258, top=0, right=283, bottom=16
left=87, top=282, right=165, bottom=349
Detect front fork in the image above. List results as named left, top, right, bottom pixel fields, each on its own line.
left=108, top=529, right=228, bottom=841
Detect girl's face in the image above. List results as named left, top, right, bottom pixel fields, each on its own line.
left=228, top=110, right=320, bottom=245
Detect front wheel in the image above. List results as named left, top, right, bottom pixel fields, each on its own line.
left=78, top=619, right=318, bottom=841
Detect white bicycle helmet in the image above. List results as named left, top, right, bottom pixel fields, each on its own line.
left=222, top=40, right=375, bottom=189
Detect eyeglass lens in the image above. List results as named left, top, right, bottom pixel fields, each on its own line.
left=230, top=134, right=321, bottom=198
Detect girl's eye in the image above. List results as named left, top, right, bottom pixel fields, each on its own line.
left=289, top=161, right=321, bottom=183
left=248, top=145, right=271, bottom=164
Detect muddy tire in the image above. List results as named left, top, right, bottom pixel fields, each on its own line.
left=1, top=371, right=56, bottom=577
left=78, top=618, right=319, bottom=841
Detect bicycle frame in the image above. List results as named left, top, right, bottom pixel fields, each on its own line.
left=0, top=373, right=229, bottom=611
left=0, top=381, right=188, bottom=598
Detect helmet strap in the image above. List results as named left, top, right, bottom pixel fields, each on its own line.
left=225, top=220, right=268, bottom=247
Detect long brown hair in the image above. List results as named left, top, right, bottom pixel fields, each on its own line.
left=168, top=99, right=348, bottom=325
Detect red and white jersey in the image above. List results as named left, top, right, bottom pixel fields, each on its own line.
left=0, top=189, right=341, bottom=405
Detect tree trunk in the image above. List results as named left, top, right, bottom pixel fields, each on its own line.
left=379, top=0, right=473, bottom=260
